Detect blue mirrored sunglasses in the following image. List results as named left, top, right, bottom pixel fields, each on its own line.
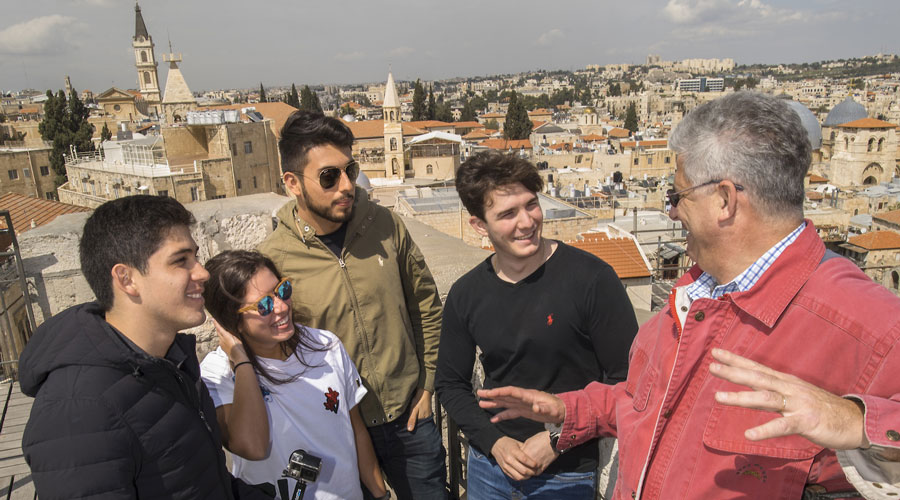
left=238, top=278, right=292, bottom=316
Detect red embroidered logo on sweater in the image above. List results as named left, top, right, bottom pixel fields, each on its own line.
left=547, top=314, right=554, bottom=326
left=324, top=387, right=340, bottom=413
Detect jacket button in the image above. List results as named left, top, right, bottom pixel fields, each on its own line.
left=694, top=311, right=705, bottom=321
left=887, top=430, right=900, bottom=441
left=303, top=225, right=310, bottom=232
left=570, top=434, right=576, bottom=440
left=680, top=306, right=687, bottom=312
left=388, top=414, right=393, bottom=419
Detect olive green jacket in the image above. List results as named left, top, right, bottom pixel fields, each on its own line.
left=258, top=189, right=442, bottom=426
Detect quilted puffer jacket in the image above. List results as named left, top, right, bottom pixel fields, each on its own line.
left=19, top=302, right=270, bottom=500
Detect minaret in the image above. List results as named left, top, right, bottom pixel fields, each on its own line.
left=383, top=72, right=404, bottom=179
left=132, top=2, right=161, bottom=116
left=161, top=42, right=197, bottom=125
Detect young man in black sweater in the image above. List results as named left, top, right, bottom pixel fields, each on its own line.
left=435, top=151, right=638, bottom=499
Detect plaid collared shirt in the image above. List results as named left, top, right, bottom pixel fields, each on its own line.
left=686, top=222, right=807, bottom=301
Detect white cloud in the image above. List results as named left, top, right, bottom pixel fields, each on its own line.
left=389, top=46, right=414, bottom=58
left=0, top=15, right=80, bottom=55
left=74, top=0, right=116, bottom=6
left=335, top=51, right=365, bottom=61
left=661, top=0, right=811, bottom=42
left=535, top=29, right=564, bottom=47
left=663, top=0, right=733, bottom=24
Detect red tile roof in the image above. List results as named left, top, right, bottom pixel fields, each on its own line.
left=568, top=234, right=651, bottom=279
left=807, top=173, right=828, bottom=183
left=481, top=112, right=506, bottom=119
left=343, top=120, right=426, bottom=139
left=847, top=230, right=900, bottom=250
left=838, top=118, right=898, bottom=129
left=608, top=128, right=630, bottom=138
left=481, top=138, right=532, bottom=150
left=407, top=120, right=454, bottom=130
left=873, top=209, right=900, bottom=226
left=581, top=134, right=607, bottom=142
left=452, top=121, right=483, bottom=129
left=806, top=191, right=824, bottom=201
left=0, top=193, right=90, bottom=246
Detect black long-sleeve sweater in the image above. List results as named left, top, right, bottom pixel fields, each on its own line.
left=436, top=242, right=638, bottom=474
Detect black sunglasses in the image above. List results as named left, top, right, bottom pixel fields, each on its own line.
left=308, top=161, right=360, bottom=190
left=666, top=179, right=744, bottom=207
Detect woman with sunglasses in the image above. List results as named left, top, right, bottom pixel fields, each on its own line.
left=199, top=250, right=389, bottom=500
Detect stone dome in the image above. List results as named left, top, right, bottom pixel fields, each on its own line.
left=823, top=97, right=867, bottom=127
left=356, top=170, right=373, bottom=194
left=785, top=100, right=822, bottom=150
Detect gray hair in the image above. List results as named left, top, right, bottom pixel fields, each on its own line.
left=669, top=91, right=810, bottom=219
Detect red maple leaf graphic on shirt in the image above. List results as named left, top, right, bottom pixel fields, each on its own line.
left=547, top=314, right=554, bottom=326
left=324, top=387, right=340, bottom=414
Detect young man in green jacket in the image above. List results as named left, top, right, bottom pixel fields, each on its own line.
left=259, top=111, right=446, bottom=500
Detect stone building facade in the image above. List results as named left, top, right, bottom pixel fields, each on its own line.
left=0, top=147, right=57, bottom=200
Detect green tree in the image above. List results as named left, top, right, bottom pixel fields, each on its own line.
left=287, top=84, right=300, bottom=108
left=608, top=83, right=621, bottom=97
left=412, top=80, right=427, bottom=120
left=427, top=86, right=436, bottom=120
left=100, top=122, right=112, bottom=142
left=460, top=99, right=477, bottom=122
left=38, top=89, right=95, bottom=187
left=623, top=102, right=639, bottom=134
left=258, top=83, right=267, bottom=103
left=435, top=96, right=453, bottom=122
left=469, top=95, right=487, bottom=112
left=339, top=103, right=356, bottom=118
left=503, top=92, right=532, bottom=140
left=300, top=85, right=323, bottom=113
left=484, top=119, right=500, bottom=130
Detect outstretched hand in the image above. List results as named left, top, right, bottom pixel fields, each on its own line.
left=709, top=348, right=869, bottom=450
left=477, top=386, right=566, bottom=424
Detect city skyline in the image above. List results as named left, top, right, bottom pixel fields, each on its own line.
left=1, top=0, right=899, bottom=93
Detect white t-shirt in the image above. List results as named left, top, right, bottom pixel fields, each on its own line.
left=201, top=327, right=367, bottom=500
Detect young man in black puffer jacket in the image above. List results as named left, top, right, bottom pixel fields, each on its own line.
left=19, top=195, right=271, bottom=500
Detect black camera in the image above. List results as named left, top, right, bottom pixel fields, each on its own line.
left=282, top=449, right=322, bottom=484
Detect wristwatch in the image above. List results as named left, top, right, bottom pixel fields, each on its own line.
left=374, top=491, right=392, bottom=500
left=545, top=422, right=565, bottom=454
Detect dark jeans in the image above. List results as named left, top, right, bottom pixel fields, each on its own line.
left=362, top=410, right=448, bottom=500
left=467, top=446, right=596, bottom=500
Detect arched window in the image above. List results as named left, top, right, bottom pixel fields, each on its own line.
left=390, top=137, right=398, bottom=151
left=892, top=271, right=899, bottom=290
left=426, top=164, right=433, bottom=175
left=862, top=162, right=883, bottom=185
left=391, top=158, right=399, bottom=175
left=844, top=137, right=849, bottom=150
left=141, top=51, right=148, bottom=63
left=390, top=111, right=395, bottom=121
left=144, top=72, right=151, bottom=84
left=830, top=131, right=836, bottom=141
left=868, top=138, right=875, bottom=152
left=878, top=137, right=885, bottom=152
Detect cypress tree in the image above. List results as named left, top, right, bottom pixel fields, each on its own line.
left=412, top=80, right=427, bottom=121
left=258, top=83, right=267, bottom=103
left=504, top=92, right=532, bottom=140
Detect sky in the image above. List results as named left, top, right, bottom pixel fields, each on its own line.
left=1, top=0, right=899, bottom=94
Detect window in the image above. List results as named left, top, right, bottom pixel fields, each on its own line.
left=40, top=166, right=49, bottom=176
left=144, top=72, right=151, bottom=85
left=44, top=192, right=58, bottom=201
left=113, top=185, right=120, bottom=198
left=426, top=164, right=433, bottom=175
left=647, top=157, right=653, bottom=165
left=158, top=190, right=168, bottom=197
left=190, top=186, right=199, bottom=201
left=23, top=168, right=31, bottom=178
left=231, top=143, right=238, bottom=156
left=244, top=141, right=253, bottom=154
left=141, top=51, right=148, bottom=63
left=390, top=137, right=398, bottom=151
left=253, top=176, right=257, bottom=189
left=633, top=158, right=639, bottom=166
left=8, top=170, right=18, bottom=180
left=114, top=104, right=121, bottom=111
left=237, top=180, right=242, bottom=190
left=211, top=194, right=226, bottom=200
left=665, top=157, right=671, bottom=164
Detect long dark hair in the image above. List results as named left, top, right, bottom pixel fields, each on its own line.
left=203, top=250, right=325, bottom=385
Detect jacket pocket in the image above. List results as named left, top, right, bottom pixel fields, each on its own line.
left=702, top=402, right=823, bottom=459
left=625, top=348, right=654, bottom=412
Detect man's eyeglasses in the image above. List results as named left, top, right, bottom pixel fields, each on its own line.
left=237, top=278, right=292, bottom=316
left=666, top=179, right=744, bottom=207
left=306, top=161, right=360, bottom=190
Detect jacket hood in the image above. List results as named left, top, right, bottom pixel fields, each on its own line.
left=20, top=303, right=141, bottom=396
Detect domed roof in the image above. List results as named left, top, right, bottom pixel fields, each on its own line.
left=824, top=97, right=867, bottom=127
left=785, top=100, right=822, bottom=150
left=356, top=170, right=373, bottom=193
